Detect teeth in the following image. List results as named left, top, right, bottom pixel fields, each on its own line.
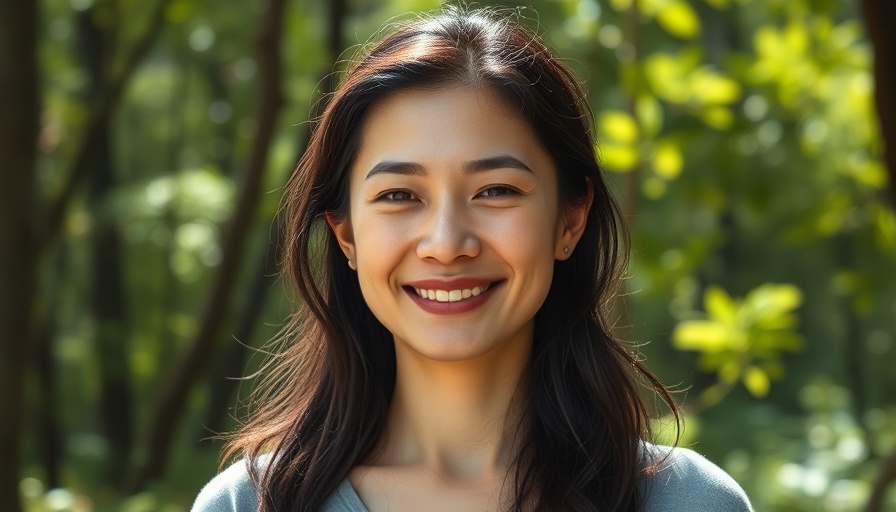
left=413, top=283, right=491, bottom=302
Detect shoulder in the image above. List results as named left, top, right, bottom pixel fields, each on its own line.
left=638, top=443, right=754, bottom=512
left=191, top=458, right=260, bottom=512
left=191, top=456, right=364, bottom=512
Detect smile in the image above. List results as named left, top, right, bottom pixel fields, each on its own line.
left=412, top=283, right=491, bottom=302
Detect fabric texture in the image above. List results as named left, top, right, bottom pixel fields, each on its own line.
left=191, top=443, right=753, bottom=511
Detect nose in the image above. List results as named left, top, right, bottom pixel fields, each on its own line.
left=415, top=199, right=481, bottom=263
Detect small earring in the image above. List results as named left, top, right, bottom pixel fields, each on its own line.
left=347, top=258, right=354, bottom=268
left=563, top=246, right=570, bottom=255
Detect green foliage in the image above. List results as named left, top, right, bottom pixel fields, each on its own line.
left=673, top=283, right=804, bottom=402
left=23, top=0, right=895, bottom=510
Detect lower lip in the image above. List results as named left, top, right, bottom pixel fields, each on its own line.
left=404, top=283, right=499, bottom=315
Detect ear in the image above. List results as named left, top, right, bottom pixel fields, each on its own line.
left=555, top=179, right=593, bottom=260
left=326, top=212, right=356, bottom=268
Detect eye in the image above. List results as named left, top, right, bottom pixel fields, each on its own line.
left=379, top=189, right=417, bottom=202
left=477, top=186, right=517, bottom=198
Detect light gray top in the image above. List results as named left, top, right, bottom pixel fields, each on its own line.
left=191, top=443, right=753, bottom=511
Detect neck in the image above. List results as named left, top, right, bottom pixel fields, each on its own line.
left=378, top=338, right=531, bottom=482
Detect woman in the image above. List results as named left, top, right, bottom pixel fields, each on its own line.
left=193, top=6, right=753, bottom=511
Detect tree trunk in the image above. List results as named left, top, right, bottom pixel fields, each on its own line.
left=40, top=0, right=172, bottom=248
left=127, top=0, right=288, bottom=492
left=200, top=0, right=349, bottom=438
left=33, top=303, right=63, bottom=488
left=866, top=448, right=896, bottom=512
left=861, top=0, right=896, bottom=205
left=77, top=7, right=134, bottom=485
left=0, top=1, right=40, bottom=510
left=861, top=2, right=896, bottom=510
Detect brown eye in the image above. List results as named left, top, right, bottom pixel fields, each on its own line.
left=382, top=190, right=417, bottom=202
left=478, top=186, right=515, bottom=198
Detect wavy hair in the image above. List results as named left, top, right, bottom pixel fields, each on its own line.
left=224, top=6, right=679, bottom=511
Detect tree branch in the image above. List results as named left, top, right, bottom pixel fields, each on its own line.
left=866, top=447, right=896, bottom=512
left=127, top=0, right=288, bottom=492
left=39, top=0, right=172, bottom=248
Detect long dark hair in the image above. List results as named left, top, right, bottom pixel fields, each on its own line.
left=224, top=6, right=679, bottom=511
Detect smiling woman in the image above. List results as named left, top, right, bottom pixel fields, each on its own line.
left=192, top=5, right=753, bottom=512
left=335, top=85, right=567, bottom=363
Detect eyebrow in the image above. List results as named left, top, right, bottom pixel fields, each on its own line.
left=364, top=154, right=533, bottom=179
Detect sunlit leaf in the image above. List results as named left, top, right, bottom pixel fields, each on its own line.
left=598, top=142, right=639, bottom=172
left=700, top=106, right=734, bottom=130
left=609, top=0, right=632, bottom=11
left=745, top=283, right=803, bottom=317
left=872, top=204, right=896, bottom=252
left=705, top=286, right=737, bottom=324
left=645, top=53, right=689, bottom=103
left=689, top=68, right=742, bottom=104
left=783, top=20, right=809, bottom=56
left=752, top=312, right=799, bottom=330
left=656, top=0, right=701, bottom=40
left=672, top=320, right=730, bottom=352
left=652, top=141, right=684, bottom=180
left=852, top=160, right=887, bottom=189
left=599, top=110, right=639, bottom=143
left=743, top=366, right=771, bottom=397
left=636, top=95, right=664, bottom=138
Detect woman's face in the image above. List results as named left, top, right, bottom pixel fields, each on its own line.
left=330, top=84, right=587, bottom=364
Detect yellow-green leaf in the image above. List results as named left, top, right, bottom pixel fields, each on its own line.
left=853, top=160, right=888, bottom=189
left=598, top=142, right=639, bottom=172
left=672, top=320, right=730, bottom=352
left=636, top=95, right=664, bottom=139
left=743, top=366, right=771, bottom=397
left=690, top=68, right=742, bottom=105
left=746, top=283, right=803, bottom=316
left=600, top=110, right=639, bottom=144
left=657, top=0, right=702, bottom=40
left=652, top=142, right=684, bottom=180
left=873, top=204, right=896, bottom=252
left=700, top=106, right=734, bottom=130
left=610, top=0, right=633, bottom=11
left=645, top=53, right=689, bottom=104
left=705, top=286, right=737, bottom=324
left=783, top=21, right=809, bottom=56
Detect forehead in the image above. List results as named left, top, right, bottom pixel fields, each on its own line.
left=351, top=84, right=555, bottom=178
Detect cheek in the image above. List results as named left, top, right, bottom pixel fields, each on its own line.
left=351, top=213, right=414, bottom=301
left=479, top=199, right=560, bottom=256
left=351, top=208, right=414, bottom=259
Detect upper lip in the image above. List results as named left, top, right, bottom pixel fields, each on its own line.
left=404, top=278, right=499, bottom=290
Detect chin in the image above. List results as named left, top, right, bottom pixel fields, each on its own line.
left=406, top=342, right=493, bottom=363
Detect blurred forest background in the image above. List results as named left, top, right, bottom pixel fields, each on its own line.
left=1, top=0, right=895, bottom=510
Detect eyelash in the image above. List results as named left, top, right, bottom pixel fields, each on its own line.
left=376, top=185, right=520, bottom=202
left=379, top=190, right=418, bottom=202
left=477, top=186, right=518, bottom=198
